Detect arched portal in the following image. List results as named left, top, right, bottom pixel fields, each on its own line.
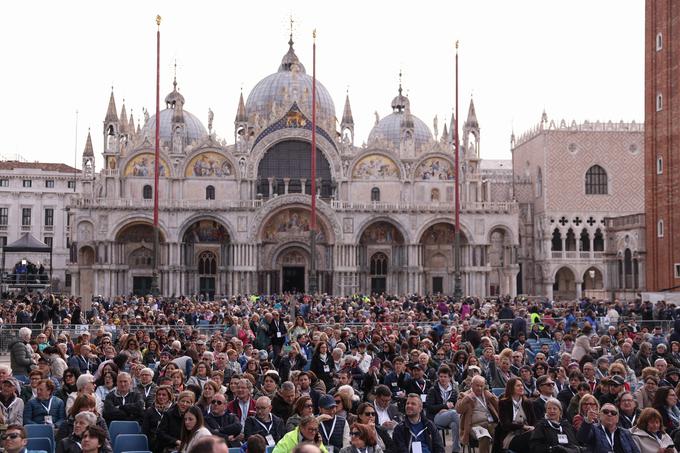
left=359, top=221, right=405, bottom=295
left=181, top=219, right=231, bottom=299
left=419, top=222, right=468, bottom=295
left=554, top=267, right=576, bottom=300
left=275, top=246, right=310, bottom=293
left=115, top=222, right=166, bottom=296
left=583, top=267, right=603, bottom=291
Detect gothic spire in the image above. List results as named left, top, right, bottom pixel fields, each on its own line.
left=104, top=88, right=118, bottom=123
left=235, top=90, right=247, bottom=123
left=83, top=129, right=94, bottom=156
left=341, top=93, right=354, bottom=126
left=466, top=97, right=478, bottom=128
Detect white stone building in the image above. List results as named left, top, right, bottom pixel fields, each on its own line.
left=0, top=160, right=79, bottom=292
left=67, top=38, right=521, bottom=300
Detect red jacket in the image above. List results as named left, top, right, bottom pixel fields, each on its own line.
left=226, top=398, right=256, bottom=420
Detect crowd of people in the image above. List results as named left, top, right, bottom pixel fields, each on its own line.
left=1, top=292, right=680, bottom=453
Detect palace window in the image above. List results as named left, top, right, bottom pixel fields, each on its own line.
left=585, top=165, right=608, bottom=195
left=0, top=208, right=8, bottom=226
left=657, top=32, right=663, bottom=51
left=68, top=180, right=76, bottom=189
left=44, top=208, right=54, bottom=226
left=206, top=185, right=215, bottom=200
left=142, top=185, right=153, bottom=200
left=22, top=208, right=31, bottom=226
left=371, top=187, right=380, bottom=202
left=657, top=157, right=663, bottom=174
left=22, top=180, right=32, bottom=188
left=45, top=180, right=54, bottom=188
left=658, top=219, right=664, bottom=238
left=657, top=93, right=663, bottom=111
left=0, top=179, right=8, bottom=187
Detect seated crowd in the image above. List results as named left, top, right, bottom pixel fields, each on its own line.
left=3, top=293, right=680, bottom=453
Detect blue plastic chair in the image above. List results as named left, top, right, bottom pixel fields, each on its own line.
left=113, top=434, right=148, bottom=453
left=229, top=449, right=242, bottom=453
left=26, top=437, right=52, bottom=453
left=491, top=387, right=505, bottom=397
left=25, top=424, right=55, bottom=452
left=266, top=447, right=275, bottom=453
left=109, top=421, right=141, bottom=448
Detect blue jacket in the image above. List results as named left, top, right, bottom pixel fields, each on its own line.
left=23, top=396, right=66, bottom=427
left=576, top=421, right=640, bottom=453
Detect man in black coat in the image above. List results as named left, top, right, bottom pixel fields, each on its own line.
left=268, top=311, right=287, bottom=360
left=205, top=393, right=242, bottom=447
left=243, top=396, right=286, bottom=447
left=393, top=394, right=444, bottom=453
left=102, top=372, right=144, bottom=425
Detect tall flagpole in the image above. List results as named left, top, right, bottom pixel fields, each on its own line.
left=453, top=41, right=462, bottom=300
left=309, top=29, right=318, bottom=295
left=151, top=15, right=162, bottom=296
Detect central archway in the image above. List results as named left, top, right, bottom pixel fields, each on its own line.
left=418, top=222, right=468, bottom=295
left=358, top=220, right=406, bottom=295
left=180, top=219, right=231, bottom=299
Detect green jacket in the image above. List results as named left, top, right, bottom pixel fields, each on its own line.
left=272, top=428, right=329, bottom=453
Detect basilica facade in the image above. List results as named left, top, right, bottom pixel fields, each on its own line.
left=68, top=38, right=520, bottom=300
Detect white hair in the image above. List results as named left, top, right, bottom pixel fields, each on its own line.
left=76, top=374, right=94, bottom=391
left=19, top=327, right=32, bottom=341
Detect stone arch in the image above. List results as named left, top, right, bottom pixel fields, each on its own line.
left=247, top=129, right=341, bottom=181
left=271, top=242, right=312, bottom=269
left=249, top=194, right=341, bottom=243
left=486, top=223, right=518, bottom=243
left=411, top=153, right=455, bottom=182
left=78, top=246, right=95, bottom=266
left=349, top=150, right=403, bottom=180
left=108, top=216, right=169, bottom=243
left=120, top=150, right=171, bottom=177
left=355, top=216, right=410, bottom=245
left=183, top=148, right=238, bottom=179
left=415, top=218, right=473, bottom=246
left=178, top=215, right=235, bottom=245
left=583, top=266, right=604, bottom=290
left=128, top=246, right=154, bottom=268
left=554, top=266, right=577, bottom=300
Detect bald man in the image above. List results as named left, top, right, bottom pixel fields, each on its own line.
left=243, top=396, right=285, bottom=446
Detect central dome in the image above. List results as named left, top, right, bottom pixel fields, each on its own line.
left=245, top=38, right=336, bottom=130
left=141, top=109, right=207, bottom=144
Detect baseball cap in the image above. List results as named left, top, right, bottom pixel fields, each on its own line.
left=610, top=375, right=625, bottom=386
left=319, top=394, right=337, bottom=409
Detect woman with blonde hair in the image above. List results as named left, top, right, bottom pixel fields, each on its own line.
left=630, top=407, right=676, bottom=453
left=572, top=393, right=600, bottom=431
left=157, top=390, right=195, bottom=452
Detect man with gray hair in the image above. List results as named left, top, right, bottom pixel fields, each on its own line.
left=244, top=396, right=285, bottom=446
left=103, top=372, right=144, bottom=425
left=272, top=381, right=296, bottom=422
left=9, top=327, right=34, bottom=382
left=135, top=367, right=157, bottom=409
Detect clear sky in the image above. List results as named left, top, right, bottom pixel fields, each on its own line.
left=1, top=0, right=643, bottom=167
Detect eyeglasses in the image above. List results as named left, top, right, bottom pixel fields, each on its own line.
left=304, top=403, right=314, bottom=408
left=601, top=409, right=618, bottom=416
left=211, top=400, right=225, bottom=405
left=621, top=399, right=634, bottom=403
left=542, top=382, right=555, bottom=387
left=350, top=431, right=361, bottom=437
left=256, top=406, right=270, bottom=410
left=304, top=427, right=319, bottom=433
left=1, top=433, right=22, bottom=440
left=362, top=412, right=376, bottom=417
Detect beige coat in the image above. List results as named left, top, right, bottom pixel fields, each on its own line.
left=630, top=426, right=675, bottom=453
left=571, top=335, right=595, bottom=361
left=454, top=389, right=499, bottom=445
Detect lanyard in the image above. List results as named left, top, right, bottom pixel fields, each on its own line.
left=547, top=420, right=562, bottom=433
left=320, top=416, right=337, bottom=443
left=256, top=418, right=273, bottom=434
left=440, top=386, right=451, bottom=401
left=40, top=397, right=53, bottom=413
left=143, top=385, right=153, bottom=398
left=602, top=427, right=615, bottom=449
left=668, top=409, right=679, bottom=423
left=410, top=427, right=427, bottom=441
left=623, top=413, right=636, bottom=426
left=416, top=381, right=426, bottom=393
left=475, top=395, right=488, bottom=411
left=512, top=399, right=522, bottom=421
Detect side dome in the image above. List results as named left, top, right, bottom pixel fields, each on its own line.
left=368, top=113, right=432, bottom=150
left=245, top=37, right=336, bottom=131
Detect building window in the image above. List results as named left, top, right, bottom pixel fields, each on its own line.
left=45, top=180, right=54, bottom=188
left=657, top=32, right=663, bottom=51
left=44, top=237, right=53, bottom=249
left=65, top=273, right=72, bottom=288
left=657, top=157, right=663, bottom=174
left=22, top=180, right=32, bottom=188
left=657, top=93, right=663, bottom=111
left=0, top=179, right=8, bottom=187
left=371, top=187, right=380, bottom=202
left=675, top=264, right=680, bottom=278
left=658, top=219, right=665, bottom=238
left=22, top=208, right=31, bottom=226
left=206, top=185, right=215, bottom=200
left=142, top=185, right=152, bottom=200
left=0, top=208, right=8, bottom=226
left=44, top=208, right=54, bottom=226
left=585, top=165, right=608, bottom=195
left=67, top=180, right=76, bottom=189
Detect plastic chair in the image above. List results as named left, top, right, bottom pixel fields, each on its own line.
left=25, top=424, right=55, bottom=452
left=229, top=448, right=242, bottom=453
left=26, top=437, right=52, bottom=453
left=491, top=387, right=505, bottom=397
left=113, top=434, right=148, bottom=453
left=266, top=447, right=275, bottom=453
left=109, top=421, right=141, bottom=448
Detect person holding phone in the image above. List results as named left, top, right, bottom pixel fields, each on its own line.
left=576, top=403, right=640, bottom=453
left=630, top=408, right=676, bottom=453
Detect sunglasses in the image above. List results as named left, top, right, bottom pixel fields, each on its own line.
left=211, top=400, right=225, bottom=405
left=363, top=412, right=376, bottom=417
left=304, top=403, right=314, bottom=408
left=542, top=382, right=555, bottom=387
left=350, top=431, right=361, bottom=437
left=601, top=409, right=618, bottom=416
left=1, top=433, right=21, bottom=440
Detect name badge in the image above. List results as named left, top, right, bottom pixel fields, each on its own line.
left=277, top=332, right=282, bottom=338
left=487, top=414, right=494, bottom=423
left=328, top=447, right=334, bottom=453
left=557, top=434, right=568, bottom=444
left=266, top=435, right=275, bottom=446
left=324, top=365, right=330, bottom=372
left=411, top=441, right=423, bottom=453
left=44, top=415, right=53, bottom=425
left=420, top=394, right=427, bottom=402
left=391, top=382, right=397, bottom=387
